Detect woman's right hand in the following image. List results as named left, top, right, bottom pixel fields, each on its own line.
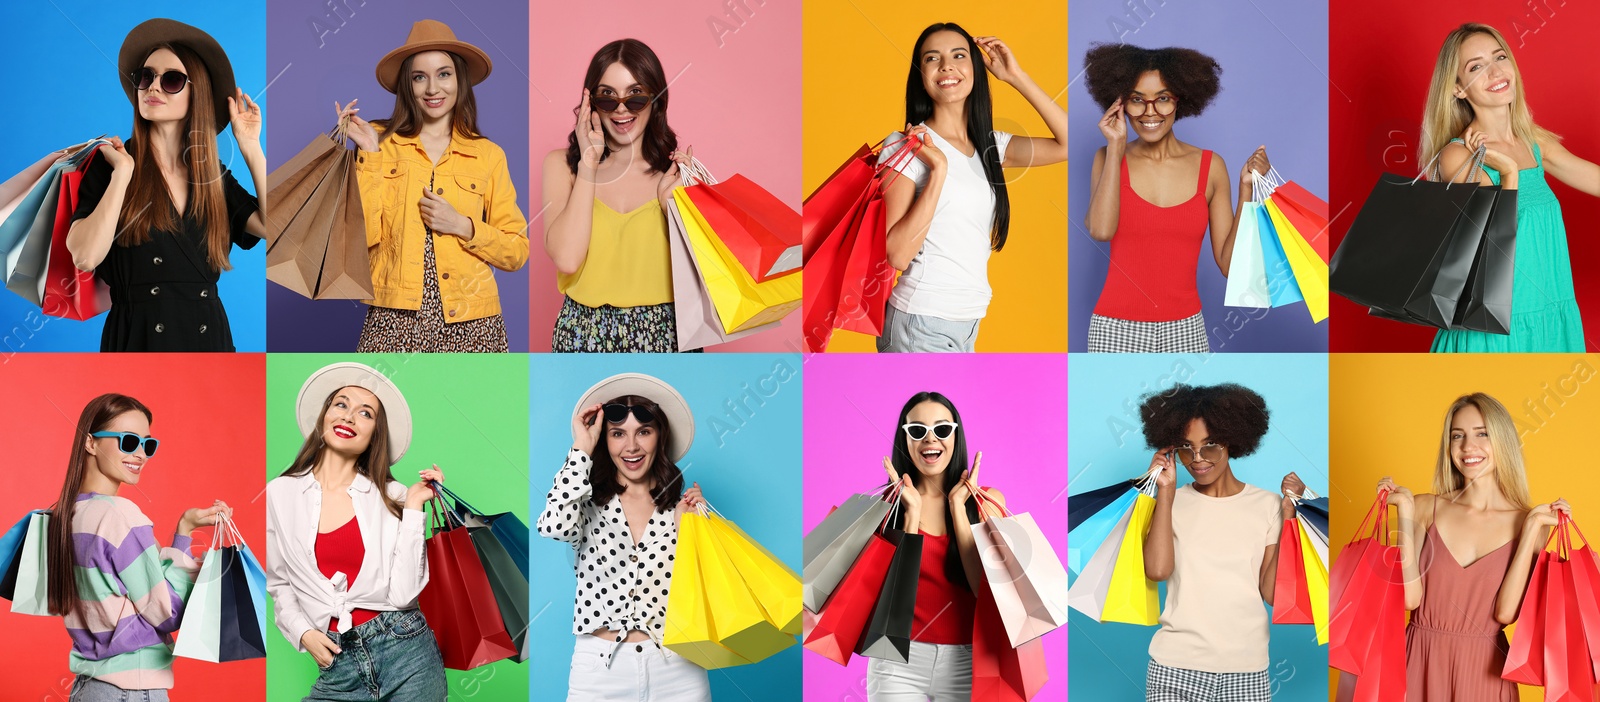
left=1377, top=477, right=1414, bottom=510
left=301, top=629, right=342, bottom=668
left=1460, top=127, right=1518, bottom=178
left=178, top=500, right=232, bottom=537
left=576, top=89, right=607, bottom=172
left=904, top=124, right=945, bottom=173
left=100, top=136, right=133, bottom=173
left=1099, top=98, right=1127, bottom=146
left=884, top=457, right=922, bottom=531
left=335, top=100, right=379, bottom=152
left=1149, top=448, right=1177, bottom=495
left=572, top=403, right=603, bottom=454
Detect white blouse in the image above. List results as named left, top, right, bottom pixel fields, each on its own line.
left=265, top=471, right=428, bottom=651
left=538, top=449, right=678, bottom=658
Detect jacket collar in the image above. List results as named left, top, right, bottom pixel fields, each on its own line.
left=385, top=128, right=481, bottom=159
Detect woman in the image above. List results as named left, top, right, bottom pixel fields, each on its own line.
left=45, top=393, right=230, bottom=700
left=67, top=19, right=267, bottom=352
left=876, top=24, right=1069, bottom=353
left=336, top=19, right=529, bottom=353
left=265, top=362, right=448, bottom=701
left=1083, top=45, right=1273, bottom=353
left=869, top=391, right=1002, bottom=700
left=1139, top=383, right=1302, bottom=701
left=541, top=40, right=697, bottom=353
left=537, top=373, right=709, bottom=700
left=1422, top=24, right=1600, bottom=352
left=1372, top=393, right=1570, bottom=700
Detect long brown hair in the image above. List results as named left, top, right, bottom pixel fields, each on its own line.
left=48, top=394, right=153, bottom=617
left=372, top=51, right=485, bottom=143
left=1420, top=23, right=1559, bottom=177
left=589, top=395, right=685, bottom=512
left=118, top=43, right=233, bottom=271
left=565, top=39, right=678, bottom=175
left=279, top=387, right=404, bottom=518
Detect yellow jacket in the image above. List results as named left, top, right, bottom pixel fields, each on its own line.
left=356, top=128, right=528, bottom=322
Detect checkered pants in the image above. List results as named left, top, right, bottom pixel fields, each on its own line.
left=1086, top=312, right=1210, bottom=353
left=1146, top=661, right=1271, bottom=701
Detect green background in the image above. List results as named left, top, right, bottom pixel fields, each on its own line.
left=265, top=354, right=530, bottom=700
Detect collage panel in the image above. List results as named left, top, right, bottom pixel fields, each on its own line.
left=1068, top=353, right=1330, bottom=700
left=264, top=353, right=531, bottom=700
left=801, top=0, right=1070, bottom=353
left=801, top=353, right=1070, bottom=699
left=529, top=353, right=803, bottom=700
left=264, top=1, right=533, bottom=352
left=0, top=353, right=267, bottom=700
left=1067, top=0, right=1330, bottom=353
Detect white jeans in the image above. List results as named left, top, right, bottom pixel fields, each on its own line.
left=866, top=641, right=974, bottom=701
left=566, top=636, right=711, bottom=701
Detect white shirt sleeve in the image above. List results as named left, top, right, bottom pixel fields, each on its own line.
left=878, top=131, right=929, bottom=188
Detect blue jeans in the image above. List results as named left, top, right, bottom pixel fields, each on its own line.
left=303, top=610, right=448, bottom=702
left=68, top=678, right=168, bottom=702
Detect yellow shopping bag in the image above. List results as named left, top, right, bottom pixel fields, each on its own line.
left=664, top=512, right=792, bottom=668
left=1299, top=520, right=1330, bottom=645
left=1101, top=493, right=1159, bottom=625
left=663, top=513, right=740, bottom=668
left=708, top=513, right=802, bottom=635
left=1265, top=199, right=1329, bottom=323
left=673, top=187, right=801, bottom=333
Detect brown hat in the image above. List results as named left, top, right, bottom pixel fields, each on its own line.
left=118, top=19, right=236, bottom=128
left=376, top=20, right=492, bottom=94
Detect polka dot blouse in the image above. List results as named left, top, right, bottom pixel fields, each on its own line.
left=537, top=448, right=678, bottom=651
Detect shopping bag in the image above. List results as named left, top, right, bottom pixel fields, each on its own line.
left=833, top=193, right=893, bottom=337
left=666, top=192, right=780, bottom=350
left=1068, top=478, right=1139, bottom=532
left=680, top=169, right=800, bottom=282
left=238, top=544, right=268, bottom=646
left=1453, top=188, right=1517, bottom=334
left=1300, top=520, right=1331, bottom=645
left=1067, top=496, right=1136, bottom=621
left=1264, top=198, right=1329, bottom=323
left=1329, top=493, right=1398, bottom=674
left=1502, top=548, right=1550, bottom=685
left=264, top=127, right=373, bottom=300
left=1335, top=560, right=1406, bottom=702
left=1268, top=178, right=1332, bottom=263
left=436, top=482, right=530, bottom=580
left=449, top=501, right=530, bottom=664
left=215, top=548, right=266, bottom=662
left=972, top=581, right=1049, bottom=701
left=42, top=142, right=113, bottom=320
left=1566, top=519, right=1600, bottom=684
left=1101, top=493, right=1158, bottom=625
left=802, top=185, right=872, bottom=352
left=1069, top=488, right=1139, bottom=573
left=1297, top=496, right=1330, bottom=540
left=971, top=490, right=1070, bottom=647
left=8, top=511, right=50, bottom=616
left=7, top=165, right=63, bottom=304
left=856, top=528, right=921, bottom=663
left=707, top=512, right=802, bottom=635
left=0, top=151, right=66, bottom=232
left=418, top=497, right=517, bottom=670
left=0, top=144, right=90, bottom=278
left=803, top=531, right=896, bottom=666
left=673, top=189, right=801, bottom=333
left=1224, top=200, right=1272, bottom=308
left=802, top=491, right=891, bottom=612
left=1257, top=204, right=1304, bottom=307
left=1272, top=516, right=1314, bottom=625
left=0, top=510, right=41, bottom=600
left=665, top=510, right=792, bottom=668
left=1544, top=520, right=1593, bottom=702
left=803, top=143, right=875, bottom=259
left=173, top=526, right=225, bottom=661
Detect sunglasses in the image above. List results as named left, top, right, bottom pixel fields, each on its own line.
left=603, top=403, right=657, bottom=425
left=135, top=67, right=191, bottom=95
left=1175, top=443, right=1226, bottom=464
left=91, top=431, right=160, bottom=457
left=591, top=93, right=653, bottom=113
left=902, top=422, right=958, bottom=441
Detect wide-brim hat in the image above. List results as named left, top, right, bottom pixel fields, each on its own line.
left=574, top=373, right=694, bottom=462
left=376, top=19, right=492, bottom=93
left=297, top=363, right=413, bottom=466
left=118, top=18, right=236, bottom=128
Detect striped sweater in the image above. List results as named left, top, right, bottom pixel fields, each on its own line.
left=65, top=493, right=198, bottom=690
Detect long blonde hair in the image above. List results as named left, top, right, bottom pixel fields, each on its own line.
left=1419, top=23, right=1559, bottom=178
left=1433, top=393, right=1531, bottom=510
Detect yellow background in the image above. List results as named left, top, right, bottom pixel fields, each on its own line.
left=801, top=0, right=1069, bottom=352
left=1330, top=354, right=1600, bottom=701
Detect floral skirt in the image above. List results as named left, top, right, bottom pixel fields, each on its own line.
left=552, top=297, right=700, bottom=353
left=357, top=231, right=508, bottom=353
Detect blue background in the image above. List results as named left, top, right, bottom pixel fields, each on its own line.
left=528, top=353, right=803, bottom=700
left=0, top=1, right=266, bottom=352
left=1068, top=353, right=1330, bottom=700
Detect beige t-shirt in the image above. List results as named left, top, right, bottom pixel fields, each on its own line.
left=1148, top=483, right=1284, bottom=673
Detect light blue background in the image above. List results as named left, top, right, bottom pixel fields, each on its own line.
left=1069, top=353, right=1330, bottom=700
left=0, top=1, right=265, bottom=351
left=529, top=354, right=803, bottom=701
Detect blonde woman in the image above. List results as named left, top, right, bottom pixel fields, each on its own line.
left=1421, top=24, right=1600, bottom=352
left=1372, top=393, right=1570, bottom=699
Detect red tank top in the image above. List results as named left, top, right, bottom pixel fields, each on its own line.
left=911, top=533, right=976, bottom=644
left=315, top=517, right=378, bottom=630
left=1092, top=150, right=1213, bottom=322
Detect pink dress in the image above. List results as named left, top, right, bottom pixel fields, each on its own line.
left=1404, top=525, right=1519, bottom=701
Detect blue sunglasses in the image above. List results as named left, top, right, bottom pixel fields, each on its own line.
left=91, top=431, right=160, bottom=457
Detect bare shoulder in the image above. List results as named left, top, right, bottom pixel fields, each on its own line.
left=980, top=486, right=1005, bottom=507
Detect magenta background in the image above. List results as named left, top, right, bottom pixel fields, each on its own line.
left=801, top=354, right=1069, bottom=698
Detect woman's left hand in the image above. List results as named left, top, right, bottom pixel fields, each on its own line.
left=179, top=500, right=234, bottom=536
left=1280, top=471, right=1306, bottom=520
left=675, top=482, right=704, bottom=520
left=405, top=465, right=445, bottom=511
left=420, top=190, right=473, bottom=240
left=228, top=87, right=263, bottom=152
left=948, top=451, right=985, bottom=517
left=1526, top=498, right=1573, bottom=529
left=974, top=37, right=1024, bottom=84
left=1240, top=146, right=1271, bottom=195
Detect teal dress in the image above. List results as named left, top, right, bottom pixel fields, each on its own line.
left=1432, top=142, right=1585, bottom=352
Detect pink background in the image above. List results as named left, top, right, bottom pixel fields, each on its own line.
left=526, top=2, right=803, bottom=352
left=802, top=354, right=1069, bottom=698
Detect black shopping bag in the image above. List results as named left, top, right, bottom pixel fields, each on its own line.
left=1068, top=480, right=1137, bottom=532
left=856, top=529, right=922, bottom=664
left=217, top=547, right=266, bottom=662
left=1455, top=189, right=1517, bottom=334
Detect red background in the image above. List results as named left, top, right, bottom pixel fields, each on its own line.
left=1330, top=0, right=1600, bottom=351
left=0, top=354, right=265, bottom=701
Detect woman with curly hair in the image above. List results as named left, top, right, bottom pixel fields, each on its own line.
left=1138, top=383, right=1302, bottom=701
left=1083, top=45, right=1272, bottom=353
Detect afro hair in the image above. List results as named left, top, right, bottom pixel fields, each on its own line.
left=1138, top=383, right=1270, bottom=458
left=1083, top=43, right=1222, bottom=120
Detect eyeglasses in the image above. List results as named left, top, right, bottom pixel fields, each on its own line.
left=903, top=422, right=958, bottom=441
left=591, top=93, right=653, bottom=113
left=91, top=431, right=160, bottom=457
left=1125, top=94, right=1178, bottom=116
left=1175, top=443, right=1225, bottom=464
left=603, top=403, right=657, bottom=425
left=135, top=68, right=190, bottom=95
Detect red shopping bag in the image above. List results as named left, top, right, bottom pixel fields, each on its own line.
left=803, top=187, right=869, bottom=352
left=1567, top=519, right=1600, bottom=683
left=1334, top=563, right=1406, bottom=702
left=803, top=532, right=895, bottom=665
left=1542, top=514, right=1596, bottom=701
left=1503, top=544, right=1552, bottom=685
left=42, top=145, right=111, bottom=320
left=684, top=175, right=800, bottom=282
left=1329, top=493, right=1400, bottom=674
left=418, top=501, right=517, bottom=670
left=972, top=581, right=1048, bottom=701
left=1272, top=516, right=1314, bottom=624
left=1268, top=180, right=1331, bottom=263
left=804, top=144, right=875, bottom=259
left=834, top=194, right=892, bottom=336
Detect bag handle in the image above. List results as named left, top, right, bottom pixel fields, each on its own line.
left=677, top=155, right=718, bottom=188
left=874, top=131, right=925, bottom=193
left=1410, top=141, right=1486, bottom=188
left=1349, top=490, right=1392, bottom=546
left=429, top=480, right=481, bottom=517
left=969, top=484, right=1010, bottom=521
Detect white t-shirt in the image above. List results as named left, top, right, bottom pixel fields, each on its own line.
left=878, top=125, right=1012, bottom=322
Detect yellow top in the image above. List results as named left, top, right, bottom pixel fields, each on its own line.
left=558, top=199, right=673, bottom=308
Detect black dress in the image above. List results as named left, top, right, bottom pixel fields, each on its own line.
left=71, top=155, right=260, bottom=352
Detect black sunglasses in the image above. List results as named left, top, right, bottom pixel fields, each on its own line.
left=91, top=431, right=160, bottom=457
left=902, top=422, right=958, bottom=441
left=135, top=67, right=191, bottom=95
left=591, top=93, right=653, bottom=113
left=603, top=403, right=657, bottom=425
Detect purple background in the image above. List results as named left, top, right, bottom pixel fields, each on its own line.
left=801, top=354, right=1068, bottom=699
left=265, top=0, right=529, bottom=351
left=1067, top=0, right=1329, bottom=352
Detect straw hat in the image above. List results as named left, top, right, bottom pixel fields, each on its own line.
left=118, top=18, right=236, bottom=127
left=297, top=362, right=413, bottom=465
left=573, top=373, right=694, bottom=461
left=375, top=19, right=492, bottom=93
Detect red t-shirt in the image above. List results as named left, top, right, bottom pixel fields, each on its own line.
left=911, top=532, right=976, bottom=644
left=315, top=517, right=379, bottom=630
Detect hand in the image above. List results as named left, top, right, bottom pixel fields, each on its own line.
left=100, top=135, right=133, bottom=173
left=1526, top=498, right=1573, bottom=529
left=949, top=451, right=990, bottom=520
left=1150, top=449, right=1178, bottom=496
left=575, top=89, right=607, bottom=172
left=1280, top=471, right=1306, bottom=519
left=228, top=87, right=262, bottom=151
left=974, top=36, right=1024, bottom=84
left=301, top=630, right=342, bottom=668
left=904, top=124, right=945, bottom=172
left=1098, top=98, right=1127, bottom=146
left=419, top=189, right=471, bottom=239
left=334, top=100, right=380, bottom=152
left=1239, top=146, right=1271, bottom=195
left=1376, top=476, right=1414, bottom=511
left=405, top=465, right=444, bottom=511
left=1459, top=128, right=1519, bottom=178
left=675, top=482, right=704, bottom=520
left=656, top=146, right=692, bottom=205
left=884, top=457, right=922, bottom=530
left=178, top=500, right=232, bottom=536
left=572, top=403, right=603, bottom=454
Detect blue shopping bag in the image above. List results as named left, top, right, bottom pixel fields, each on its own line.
left=1068, top=488, right=1138, bottom=574
left=1258, top=205, right=1304, bottom=307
